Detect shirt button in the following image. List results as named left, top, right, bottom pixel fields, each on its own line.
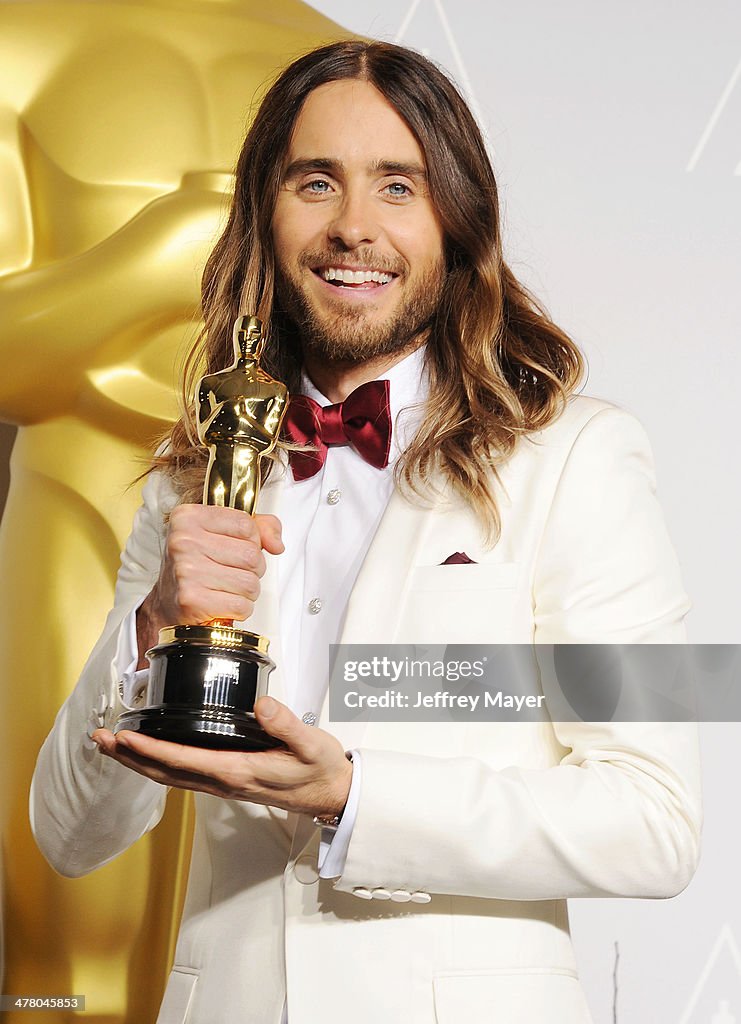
left=326, top=488, right=341, bottom=505
left=371, top=887, right=391, bottom=900
left=307, top=597, right=323, bottom=615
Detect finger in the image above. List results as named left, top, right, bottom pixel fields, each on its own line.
left=113, top=730, right=237, bottom=775
left=170, top=504, right=264, bottom=545
left=175, top=506, right=284, bottom=555
left=167, top=522, right=265, bottom=574
left=176, top=562, right=262, bottom=601
left=91, top=728, right=116, bottom=754
left=107, top=732, right=301, bottom=802
left=253, top=697, right=320, bottom=762
left=100, top=743, right=231, bottom=798
left=168, top=509, right=279, bottom=570
left=165, top=576, right=259, bottom=624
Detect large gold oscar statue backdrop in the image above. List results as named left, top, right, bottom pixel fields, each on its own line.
left=0, top=3, right=345, bottom=1021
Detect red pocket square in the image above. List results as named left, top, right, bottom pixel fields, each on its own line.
left=440, top=552, right=477, bottom=565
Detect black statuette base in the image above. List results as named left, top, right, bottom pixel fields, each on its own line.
left=114, top=631, right=284, bottom=752
left=115, top=705, right=285, bottom=751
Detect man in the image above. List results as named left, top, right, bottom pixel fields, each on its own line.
left=31, top=41, right=701, bottom=1024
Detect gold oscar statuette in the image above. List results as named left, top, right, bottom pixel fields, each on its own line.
left=115, top=315, right=288, bottom=750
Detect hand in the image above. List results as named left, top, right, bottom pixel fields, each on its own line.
left=137, top=505, right=284, bottom=664
left=92, top=697, right=353, bottom=818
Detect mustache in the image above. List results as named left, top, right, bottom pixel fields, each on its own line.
left=298, top=248, right=407, bottom=276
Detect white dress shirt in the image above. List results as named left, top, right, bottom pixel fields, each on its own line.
left=115, top=345, right=428, bottom=877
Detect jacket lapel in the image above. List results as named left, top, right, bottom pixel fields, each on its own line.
left=338, top=486, right=433, bottom=645
left=317, top=485, right=434, bottom=748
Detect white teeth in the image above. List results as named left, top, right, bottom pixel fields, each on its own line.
left=321, top=267, right=393, bottom=284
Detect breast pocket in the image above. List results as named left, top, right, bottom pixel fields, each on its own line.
left=399, top=563, right=520, bottom=643
left=433, top=969, right=593, bottom=1024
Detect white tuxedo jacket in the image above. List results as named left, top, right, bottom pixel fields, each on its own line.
left=31, top=397, right=701, bottom=1024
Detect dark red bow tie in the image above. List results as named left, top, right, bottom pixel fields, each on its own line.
left=282, top=379, right=392, bottom=481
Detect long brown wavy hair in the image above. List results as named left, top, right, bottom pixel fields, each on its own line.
left=158, top=40, right=584, bottom=541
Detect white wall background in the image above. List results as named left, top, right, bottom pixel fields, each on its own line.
left=304, top=1, right=741, bottom=1020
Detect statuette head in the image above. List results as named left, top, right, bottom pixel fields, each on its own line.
left=234, top=315, right=265, bottom=362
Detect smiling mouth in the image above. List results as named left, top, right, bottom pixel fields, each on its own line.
left=312, top=266, right=398, bottom=289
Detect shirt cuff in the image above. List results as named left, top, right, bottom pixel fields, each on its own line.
left=115, top=598, right=149, bottom=708
left=318, top=749, right=361, bottom=879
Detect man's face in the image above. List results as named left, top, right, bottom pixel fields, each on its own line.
left=272, top=79, right=446, bottom=365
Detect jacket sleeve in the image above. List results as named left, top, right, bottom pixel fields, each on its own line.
left=30, top=469, right=173, bottom=878
left=332, top=407, right=702, bottom=901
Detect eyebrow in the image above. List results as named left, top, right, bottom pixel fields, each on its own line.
left=282, top=157, right=428, bottom=181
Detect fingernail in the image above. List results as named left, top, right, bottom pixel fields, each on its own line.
left=259, top=696, right=277, bottom=718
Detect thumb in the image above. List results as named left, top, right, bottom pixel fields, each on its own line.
left=254, top=696, right=314, bottom=756
left=255, top=514, right=284, bottom=555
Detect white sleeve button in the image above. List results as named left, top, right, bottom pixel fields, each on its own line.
left=390, top=890, right=412, bottom=903
left=410, top=891, right=432, bottom=904
left=371, top=887, right=391, bottom=900
left=352, top=887, right=373, bottom=900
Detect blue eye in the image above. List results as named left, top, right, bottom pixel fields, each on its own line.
left=385, top=182, right=411, bottom=197
left=305, top=179, right=331, bottom=193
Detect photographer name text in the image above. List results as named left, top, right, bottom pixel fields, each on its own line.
left=343, top=690, right=545, bottom=713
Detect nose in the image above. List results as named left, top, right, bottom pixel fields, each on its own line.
left=327, top=188, right=379, bottom=249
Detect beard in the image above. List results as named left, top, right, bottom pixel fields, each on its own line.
left=274, top=247, right=445, bottom=366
